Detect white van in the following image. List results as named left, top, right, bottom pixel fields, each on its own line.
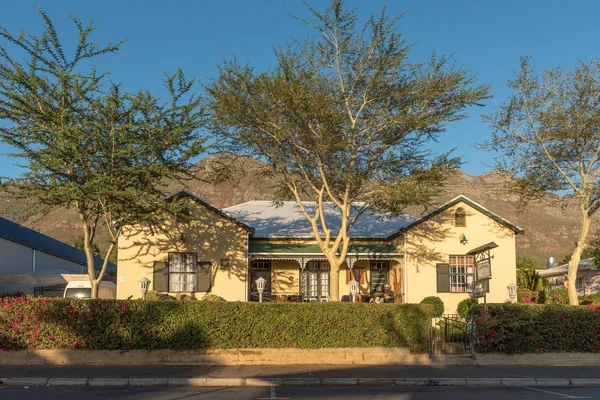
left=63, top=281, right=117, bottom=299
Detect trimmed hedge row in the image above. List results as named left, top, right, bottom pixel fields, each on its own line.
left=0, top=297, right=433, bottom=352
left=518, top=288, right=600, bottom=306
left=474, top=303, right=600, bottom=354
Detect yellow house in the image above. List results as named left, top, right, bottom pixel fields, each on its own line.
left=117, top=190, right=523, bottom=312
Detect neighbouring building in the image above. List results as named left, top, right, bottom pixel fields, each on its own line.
left=0, top=215, right=116, bottom=295
left=117, top=190, right=523, bottom=312
left=538, top=258, right=600, bottom=295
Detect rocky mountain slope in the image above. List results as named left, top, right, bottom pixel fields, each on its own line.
left=0, top=155, right=584, bottom=267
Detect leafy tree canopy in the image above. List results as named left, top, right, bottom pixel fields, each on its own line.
left=482, top=57, right=600, bottom=305
left=205, top=0, right=490, bottom=300
left=0, top=9, right=207, bottom=297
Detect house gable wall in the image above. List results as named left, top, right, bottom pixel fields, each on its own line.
left=397, top=201, right=517, bottom=312
left=117, top=199, right=248, bottom=300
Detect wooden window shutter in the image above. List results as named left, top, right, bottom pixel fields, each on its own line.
left=153, top=261, right=168, bottom=292
left=359, top=268, right=366, bottom=284
left=345, top=270, right=351, bottom=284
left=436, top=263, right=450, bottom=293
left=197, top=261, right=212, bottom=292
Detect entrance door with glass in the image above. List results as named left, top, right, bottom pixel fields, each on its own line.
left=301, top=261, right=330, bottom=301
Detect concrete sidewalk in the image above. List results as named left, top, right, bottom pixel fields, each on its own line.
left=1, top=365, right=600, bottom=387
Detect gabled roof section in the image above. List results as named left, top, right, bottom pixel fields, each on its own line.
left=0, top=216, right=115, bottom=270
left=165, top=189, right=255, bottom=233
left=392, top=195, right=524, bottom=236
left=224, top=200, right=414, bottom=239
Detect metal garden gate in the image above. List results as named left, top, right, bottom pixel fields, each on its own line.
left=429, top=314, right=474, bottom=355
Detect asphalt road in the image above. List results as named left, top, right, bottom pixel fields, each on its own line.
left=1, top=386, right=599, bottom=400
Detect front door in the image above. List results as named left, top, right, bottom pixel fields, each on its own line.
left=301, top=261, right=330, bottom=301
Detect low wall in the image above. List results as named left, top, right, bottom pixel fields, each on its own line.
left=0, top=348, right=432, bottom=366
left=475, top=352, right=600, bottom=366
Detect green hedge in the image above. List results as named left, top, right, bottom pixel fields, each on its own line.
left=456, top=298, right=479, bottom=318
left=0, top=297, right=432, bottom=352
left=420, top=296, right=444, bottom=317
left=474, top=303, right=600, bottom=354
left=518, top=288, right=600, bottom=305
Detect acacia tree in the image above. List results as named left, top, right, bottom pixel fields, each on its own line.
left=205, top=0, right=490, bottom=300
left=482, top=57, right=600, bottom=305
left=0, top=10, right=206, bottom=298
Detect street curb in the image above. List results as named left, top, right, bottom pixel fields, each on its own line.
left=1, top=377, right=600, bottom=387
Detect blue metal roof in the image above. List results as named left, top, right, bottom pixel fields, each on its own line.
left=0, top=216, right=116, bottom=271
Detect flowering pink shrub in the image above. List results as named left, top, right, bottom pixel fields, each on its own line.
left=0, top=296, right=432, bottom=351
left=517, top=288, right=539, bottom=304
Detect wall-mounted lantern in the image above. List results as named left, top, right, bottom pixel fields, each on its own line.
left=507, top=283, right=517, bottom=304
left=139, top=277, right=151, bottom=300
left=256, top=277, right=266, bottom=303
left=349, top=280, right=359, bottom=302
left=460, top=233, right=468, bottom=245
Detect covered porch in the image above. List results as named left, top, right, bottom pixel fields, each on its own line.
left=248, top=243, right=404, bottom=303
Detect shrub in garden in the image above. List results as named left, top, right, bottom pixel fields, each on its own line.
left=420, top=296, right=444, bottom=317
left=517, top=287, right=539, bottom=304
left=0, top=297, right=432, bottom=352
left=145, top=291, right=163, bottom=301
left=543, top=288, right=569, bottom=304
left=473, top=303, right=600, bottom=354
left=580, top=292, right=600, bottom=305
left=457, top=298, right=479, bottom=318
left=175, top=294, right=196, bottom=302
left=201, top=293, right=226, bottom=302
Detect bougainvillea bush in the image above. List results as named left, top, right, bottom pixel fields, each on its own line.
left=0, top=297, right=432, bottom=352
left=474, top=303, right=600, bottom=354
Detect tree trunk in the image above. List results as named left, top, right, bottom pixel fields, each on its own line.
left=90, top=279, right=99, bottom=300
left=567, top=205, right=592, bottom=305
left=80, top=219, right=99, bottom=299
left=330, top=265, right=340, bottom=301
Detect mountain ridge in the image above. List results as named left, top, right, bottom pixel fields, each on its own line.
left=0, top=154, right=585, bottom=267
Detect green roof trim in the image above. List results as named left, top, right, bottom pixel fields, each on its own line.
left=249, top=243, right=399, bottom=254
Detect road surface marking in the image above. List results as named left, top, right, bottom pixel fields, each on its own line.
left=257, top=386, right=289, bottom=400
left=524, top=387, right=591, bottom=399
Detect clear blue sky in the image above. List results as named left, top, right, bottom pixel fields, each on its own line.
left=1, top=0, right=598, bottom=177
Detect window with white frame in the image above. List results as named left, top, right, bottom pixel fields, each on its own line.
left=168, top=252, right=197, bottom=292
left=449, top=255, right=474, bottom=293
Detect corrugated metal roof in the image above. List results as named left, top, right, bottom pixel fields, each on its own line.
left=249, top=243, right=399, bottom=254
left=537, top=258, right=595, bottom=277
left=0, top=216, right=116, bottom=271
left=224, top=201, right=414, bottom=239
